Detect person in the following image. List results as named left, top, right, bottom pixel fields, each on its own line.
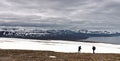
left=78, top=46, right=81, bottom=53
left=92, top=46, right=96, bottom=54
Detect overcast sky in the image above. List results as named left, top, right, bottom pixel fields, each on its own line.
left=0, top=0, right=120, bottom=30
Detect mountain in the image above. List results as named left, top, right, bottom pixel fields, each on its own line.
left=0, top=30, right=89, bottom=41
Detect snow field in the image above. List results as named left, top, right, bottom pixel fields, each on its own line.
left=0, top=38, right=119, bottom=53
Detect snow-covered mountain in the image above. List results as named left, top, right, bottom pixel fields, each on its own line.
left=0, top=30, right=89, bottom=40
left=0, top=29, right=120, bottom=41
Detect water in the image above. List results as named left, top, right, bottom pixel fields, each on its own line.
left=85, top=36, right=120, bottom=44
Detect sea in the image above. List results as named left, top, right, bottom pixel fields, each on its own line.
left=85, top=36, right=120, bottom=44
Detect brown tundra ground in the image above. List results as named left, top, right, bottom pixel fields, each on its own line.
left=0, top=49, right=119, bottom=61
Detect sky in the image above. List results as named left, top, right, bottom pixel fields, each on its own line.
left=0, top=0, right=120, bottom=30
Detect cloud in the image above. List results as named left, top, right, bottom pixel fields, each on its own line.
left=0, top=0, right=120, bottom=30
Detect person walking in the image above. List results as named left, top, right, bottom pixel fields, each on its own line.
left=92, top=46, right=96, bottom=54
left=78, top=46, right=81, bottom=53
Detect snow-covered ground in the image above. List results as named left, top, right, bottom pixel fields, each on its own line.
left=0, top=38, right=120, bottom=53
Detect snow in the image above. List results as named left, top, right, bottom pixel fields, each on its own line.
left=0, top=38, right=120, bottom=53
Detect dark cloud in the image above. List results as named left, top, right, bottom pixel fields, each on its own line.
left=0, top=0, right=120, bottom=30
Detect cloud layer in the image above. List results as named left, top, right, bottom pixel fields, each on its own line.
left=0, top=0, right=120, bottom=30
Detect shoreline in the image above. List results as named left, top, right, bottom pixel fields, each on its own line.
left=1, top=37, right=119, bottom=44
